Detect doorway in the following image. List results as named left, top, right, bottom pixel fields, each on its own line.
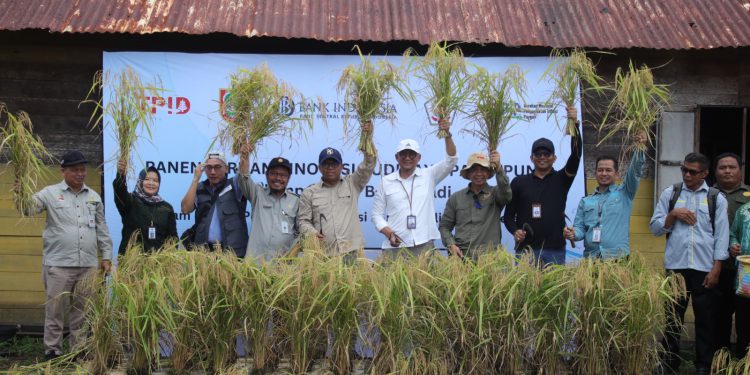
left=698, top=107, right=749, bottom=185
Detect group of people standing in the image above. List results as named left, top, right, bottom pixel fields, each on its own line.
left=19, top=107, right=750, bottom=370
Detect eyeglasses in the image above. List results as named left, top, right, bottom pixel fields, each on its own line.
left=320, top=162, right=341, bottom=169
left=472, top=194, right=482, bottom=209
left=680, top=166, right=705, bottom=176
left=204, top=164, right=225, bottom=171
left=533, top=150, right=552, bottom=158
left=268, top=171, right=290, bottom=179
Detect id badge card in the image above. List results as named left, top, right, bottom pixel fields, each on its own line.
left=407, top=215, right=417, bottom=230
left=88, top=216, right=96, bottom=228
left=592, top=227, right=602, bottom=243
left=281, top=221, right=290, bottom=234
left=147, top=226, right=156, bottom=239
left=532, top=203, right=542, bottom=219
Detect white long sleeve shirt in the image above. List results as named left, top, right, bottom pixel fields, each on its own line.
left=372, top=155, right=458, bottom=248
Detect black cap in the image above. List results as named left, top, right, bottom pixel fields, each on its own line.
left=60, top=150, right=88, bottom=167
left=318, top=147, right=343, bottom=164
left=268, top=157, right=292, bottom=174
left=531, top=138, right=555, bottom=154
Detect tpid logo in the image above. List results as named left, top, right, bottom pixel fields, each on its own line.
left=220, top=89, right=295, bottom=121
left=146, top=96, right=191, bottom=115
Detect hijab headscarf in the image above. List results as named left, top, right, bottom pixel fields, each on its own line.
left=133, top=167, right=164, bottom=204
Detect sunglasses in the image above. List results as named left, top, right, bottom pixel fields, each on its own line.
left=533, top=150, right=552, bottom=158
left=320, top=161, right=341, bottom=169
left=680, top=166, right=705, bottom=176
left=204, top=164, right=225, bottom=171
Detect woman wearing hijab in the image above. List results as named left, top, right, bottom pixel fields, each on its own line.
left=114, top=159, right=178, bottom=255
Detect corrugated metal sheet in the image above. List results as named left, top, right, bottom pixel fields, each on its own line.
left=0, top=0, right=749, bottom=49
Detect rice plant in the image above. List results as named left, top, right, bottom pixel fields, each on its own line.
left=82, top=68, right=163, bottom=171
left=464, top=65, right=527, bottom=153
left=599, top=60, right=671, bottom=153
left=218, top=64, right=313, bottom=155
left=406, top=42, right=473, bottom=138
left=337, top=46, right=414, bottom=157
left=60, top=242, right=686, bottom=374
left=0, top=105, right=53, bottom=216
left=542, top=48, right=607, bottom=137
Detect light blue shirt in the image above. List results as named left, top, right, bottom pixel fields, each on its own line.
left=573, top=150, right=645, bottom=259
left=650, top=181, right=730, bottom=272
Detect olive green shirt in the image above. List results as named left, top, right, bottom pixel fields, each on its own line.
left=439, top=169, right=512, bottom=261
left=716, top=183, right=750, bottom=270
left=297, top=154, right=376, bottom=256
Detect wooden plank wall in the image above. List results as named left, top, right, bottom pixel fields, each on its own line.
left=0, top=166, right=102, bottom=324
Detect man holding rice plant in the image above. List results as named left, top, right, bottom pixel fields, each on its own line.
left=438, top=150, right=511, bottom=261
left=15, top=150, right=113, bottom=360
left=372, top=119, right=457, bottom=258
left=180, top=151, right=248, bottom=257
left=503, top=107, right=582, bottom=266
left=712, top=152, right=750, bottom=354
left=650, top=152, right=729, bottom=374
left=297, top=122, right=376, bottom=261
left=563, top=132, right=646, bottom=259
left=237, top=143, right=299, bottom=261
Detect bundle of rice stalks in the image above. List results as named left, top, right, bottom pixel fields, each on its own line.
left=543, top=48, right=607, bottom=137
left=83, top=67, right=163, bottom=170
left=338, top=46, right=413, bottom=157
left=219, top=64, right=312, bottom=154
left=0, top=105, right=52, bottom=216
left=406, top=42, right=472, bottom=138
left=599, top=60, right=671, bottom=153
left=465, top=65, right=527, bottom=152
left=712, top=348, right=750, bottom=375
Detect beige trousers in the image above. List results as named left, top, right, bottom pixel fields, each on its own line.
left=42, top=266, right=95, bottom=354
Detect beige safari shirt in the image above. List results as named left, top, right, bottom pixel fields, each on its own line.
left=297, top=154, right=376, bottom=255
left=27, top=181, right=113, bottom=267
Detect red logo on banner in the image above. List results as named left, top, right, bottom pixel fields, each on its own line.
left=146, top=96, right=191, bottom=115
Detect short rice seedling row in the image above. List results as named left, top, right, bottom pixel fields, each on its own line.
left=9, top=242, right=687, bottom=375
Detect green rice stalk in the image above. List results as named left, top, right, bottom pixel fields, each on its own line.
left=599, top=60, right=671, bottom=154
left=465, top=65, right=527, bottom=153
left=406, top=42, right=472, bottom=138
left=543, top=48, right=608, bottom=137
left=338, top=46, right=414, bottom=157
left=219, top=64, right=313, bottom=155
left=82, top=68, right=163, bottom=173
left=0, top=105, right=53, bottom=217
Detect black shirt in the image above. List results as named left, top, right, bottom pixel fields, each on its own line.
left=503, top=134, right=582, bottom=251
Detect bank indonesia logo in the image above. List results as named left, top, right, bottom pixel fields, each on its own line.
left=279, top=96, right=295, bottom=116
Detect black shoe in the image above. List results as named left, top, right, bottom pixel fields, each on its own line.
left=44, top=351, right=61, bottom=361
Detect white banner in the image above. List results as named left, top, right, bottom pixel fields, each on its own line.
left=102, top=52, right=586, bottom=260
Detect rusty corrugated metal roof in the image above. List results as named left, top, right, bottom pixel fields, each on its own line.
left=0, top=0, right=749, bottom=49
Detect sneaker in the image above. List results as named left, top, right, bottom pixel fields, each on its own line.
left=44, top=351, right=61, bottom=361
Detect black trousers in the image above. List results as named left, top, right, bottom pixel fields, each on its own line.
left=736, top=295, right=750, bottom=358
left=714, top=267, right=737, bottom=351
left=662, top=269, right=719, bottom=372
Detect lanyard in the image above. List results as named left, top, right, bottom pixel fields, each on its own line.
left=397, top=175, right=416, bottom=215
left=595, top=189, right=611, bottom=227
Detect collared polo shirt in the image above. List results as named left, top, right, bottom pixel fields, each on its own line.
left=372, top=154, right=458, bottom=248
left=715, top=183, right=750, bottom=270
left=650, top=181, right=730, bottom=272
left=28, top=181, right=113, bottom=267
left=438, top=169, right=512, bottom=259
left=573, top=150, right=644, bottom=259
left=239, top=173, right=299, bottom=261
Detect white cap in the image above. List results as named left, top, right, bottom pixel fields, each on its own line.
left=396, top=139, right=420, bottom=154
left=205, top=151, right=227, bottom=164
